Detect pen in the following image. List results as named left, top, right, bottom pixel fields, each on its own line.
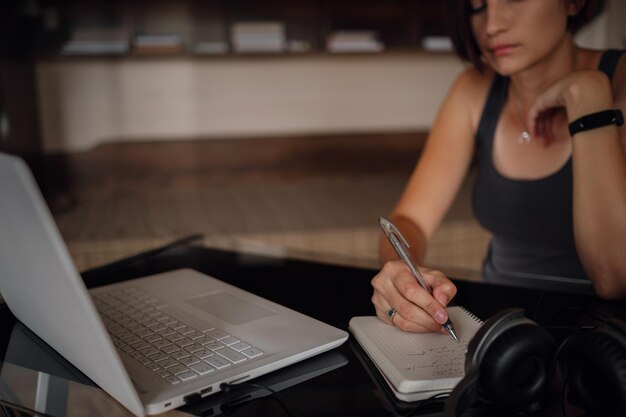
left=379, top=217, right=459, bottom=342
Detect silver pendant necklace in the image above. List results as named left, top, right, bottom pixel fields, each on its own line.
left=518, top=130, right=532, bottom=144
left=513, top=94, right=533, bottom=145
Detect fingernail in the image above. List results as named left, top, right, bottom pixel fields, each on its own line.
left=435, top=309, right=447, bottom=324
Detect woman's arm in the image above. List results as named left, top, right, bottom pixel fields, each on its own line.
left=380, top=69, right=485, bottom=264
left=529, top=65, right=626, bottom=299
left=372, top=69, right=487, bottom=332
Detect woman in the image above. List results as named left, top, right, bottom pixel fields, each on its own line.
left=371, top=0, right=626, bottom=334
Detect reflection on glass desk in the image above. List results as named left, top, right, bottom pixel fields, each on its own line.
left=0, top=322, right=348, bottom=417
left=0, top=242, right=622, bottom=417
left=0, top=324, right=129, bottom=417
left=180, top=350, right=348, bottom=416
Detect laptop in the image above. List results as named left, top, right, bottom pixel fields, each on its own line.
left=0, top=152, right=348, bottom=416
left=2, top=322, right=348, bottom=417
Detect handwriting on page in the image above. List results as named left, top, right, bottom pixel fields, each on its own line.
left=404, top=341, right=468, bottom=377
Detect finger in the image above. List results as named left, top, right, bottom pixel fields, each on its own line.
left=422, top=270, right=457, bottom=307
left=371, top=261, right=409, bottom=312
left=373, top=302, right=401, bottom=326
left=373, top=262, right=443, bottom=332
left=372, top=291, right=405, bottom=328
left=373, top=298, right=441, bottom=333
left=534, top=110, right=556, bottom=144
left=529, top=88, right=561, bottom=138
left=534, top=110, right=548, bottom=140
left=371, top=291, right=397, bottom=324
left=392, top=313, right=442, bottom=334
left=390, top=278, right=443, bottom=332
left=528, top=108, right=542, bottom=137
left=371, top=262, right=416, bottom=322
left=531, top=82, right=566, bottom=116
left=391, top=270, right=449, bottom=329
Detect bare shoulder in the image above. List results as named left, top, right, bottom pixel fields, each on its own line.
left=589, top=49, right=626, bottom=148
left=584, top=48, right=626, bottom=102
left=611, top=51, right=626, bottom=103
left=450, top=67, right=493, bottom=97
left=447, top=67, right=495, bottom=131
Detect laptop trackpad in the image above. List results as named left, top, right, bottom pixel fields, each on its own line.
left=185, top=291, right=276, bottom=325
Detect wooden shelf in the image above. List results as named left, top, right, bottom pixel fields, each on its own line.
left=16, top=0, right=451, bottom=58
left=37, top=49, right=455, bottom=63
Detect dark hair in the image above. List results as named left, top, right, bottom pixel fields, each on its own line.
left=445, top=0, right=605, bottom=71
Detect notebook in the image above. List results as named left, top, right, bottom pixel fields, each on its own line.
left=0, top=152, right=348, bottom=416
left=349, top=306, right=482, bottom=402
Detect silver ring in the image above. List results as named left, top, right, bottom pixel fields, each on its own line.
left=386, top=307, right=397, bottom=322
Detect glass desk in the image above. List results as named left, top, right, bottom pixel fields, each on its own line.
left=0, top=242, right=621, bottom=417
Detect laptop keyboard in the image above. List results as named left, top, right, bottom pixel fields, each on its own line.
left=93, top=287, right=263, bottom=385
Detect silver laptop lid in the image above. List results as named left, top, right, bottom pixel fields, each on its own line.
left=0, top=153, right=145, bottom=416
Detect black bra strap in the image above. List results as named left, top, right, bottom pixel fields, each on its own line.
left=598, top=49, right=625, bottom=81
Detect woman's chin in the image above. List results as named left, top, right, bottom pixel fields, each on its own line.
left=488, top=61, right=526, bottom=77
left=482, top=53, right=529, bottom=76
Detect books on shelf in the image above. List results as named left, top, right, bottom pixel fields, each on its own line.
left=62, top=40, right=129, bottom=55
left=133, top=34, right=182, bottom=55
left=326, top=31, right=384, bottom=53
left=193, top=41, right=229, bottom=55
left=421, top=36, right=453, bottom=52
left=349, top=306, right=482, bottom=402
left=231, top=21, right=286, bottom=53
left=286, top=39, right=313, bottom=54
left=61, top=28, right=130, bottom=55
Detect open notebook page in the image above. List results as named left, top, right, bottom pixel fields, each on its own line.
left=349, top=306, right=482, bottom=393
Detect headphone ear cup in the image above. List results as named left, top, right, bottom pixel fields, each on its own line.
left=479, top=324, right=556, bottom=408
left=444, top=368, right=480, bottom=417
left=564, top=325, right=626, bottom=417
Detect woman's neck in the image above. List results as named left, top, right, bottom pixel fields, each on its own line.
left=509, top=33, right=578, bottom=107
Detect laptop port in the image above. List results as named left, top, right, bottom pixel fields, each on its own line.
left=200, top=387, right=213, bottom=397
left=183, top=393, right=201, bottom=404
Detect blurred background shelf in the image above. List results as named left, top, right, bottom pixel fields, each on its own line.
left=0, top=0, right=621, bottom=277
left=7, top=0, right=452, bottom=58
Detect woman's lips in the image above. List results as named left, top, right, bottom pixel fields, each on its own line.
left=491, top=44, right=517, bottom=56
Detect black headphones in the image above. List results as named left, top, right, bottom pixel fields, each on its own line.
left=444, top=308, right=626, bottom=417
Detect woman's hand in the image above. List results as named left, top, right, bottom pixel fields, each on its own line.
left=528, top=70, right=614, bottom=146
left=371, top=261, right=457, bottom=333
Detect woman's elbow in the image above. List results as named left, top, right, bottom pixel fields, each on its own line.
left=590, top=268, right=626, bottom=300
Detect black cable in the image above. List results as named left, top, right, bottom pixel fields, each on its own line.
left=403, top=391, right=450, bottom=417
left=219, top=382, right=302, bottom=417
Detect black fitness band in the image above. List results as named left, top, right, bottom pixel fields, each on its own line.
left=568, top=109, right=624, bottom=136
